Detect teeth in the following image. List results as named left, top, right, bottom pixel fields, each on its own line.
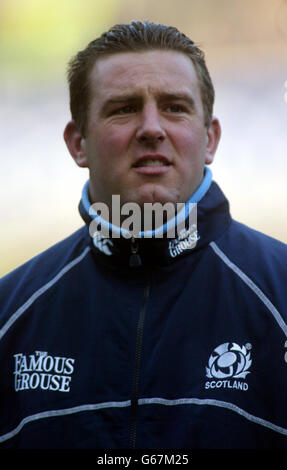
left=139, top=159, right=165, bottom=167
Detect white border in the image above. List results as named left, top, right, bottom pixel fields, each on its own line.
left=0, top=246, right=91, bottom=341
left=210, top=241, right=287, bottom=337
left=1, top=396, right=287, bottom=444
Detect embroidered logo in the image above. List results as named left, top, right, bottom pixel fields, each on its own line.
left=205, top=342, right=252, bottom=392
left=168, top=225, right=199, bottom=258
left=93, top=233, right=114, bottom=256
left=13, top=351, right=75, bottom=393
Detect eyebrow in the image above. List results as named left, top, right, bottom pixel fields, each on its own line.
left=99, top=95, right=139, bottom=115
left=100, top=91, right=196, bottom=113
left=159, top=92, right=196, bottom=108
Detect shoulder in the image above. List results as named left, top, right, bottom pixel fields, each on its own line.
left=211, top=219, right=287, bottom=312
left=0, top=227, right=91, bottom=324
left=213, top=219, right=287, bottom=273
left=221, top=219, right=287, bottom=261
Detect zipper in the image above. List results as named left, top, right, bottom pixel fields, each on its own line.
left=129, top=237, right=142, bottom=267
left=129, top=281, right=151, bottom=448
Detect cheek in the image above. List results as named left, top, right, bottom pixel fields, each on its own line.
left=100, top=124, right=132, bottom=155
left=174, top=129, right=206, bottom=166
left=92, top=132, right=132, bottom=178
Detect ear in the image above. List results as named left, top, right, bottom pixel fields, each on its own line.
left=205, top=117, right=221, bottom=165
left=63, top=120, right=88, bottom=168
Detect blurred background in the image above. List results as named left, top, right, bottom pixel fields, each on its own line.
left=1, top=0, right=287, bottom=276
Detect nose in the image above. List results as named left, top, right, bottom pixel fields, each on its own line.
left=136, top=104, right=166, bottom=144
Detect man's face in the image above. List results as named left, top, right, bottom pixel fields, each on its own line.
left=67, top=50, right=220, bottom=207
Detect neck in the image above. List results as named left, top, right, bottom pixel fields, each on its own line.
left=81, top=166, right=213, bottom=240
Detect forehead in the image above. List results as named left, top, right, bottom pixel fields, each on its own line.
left=89, top=50, right=201, bottom=100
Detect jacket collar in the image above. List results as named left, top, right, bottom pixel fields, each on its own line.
left=79, top=168, right=231, bottom=268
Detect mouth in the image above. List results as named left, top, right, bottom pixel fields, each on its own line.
left=132, top=154, right=171, bottom=174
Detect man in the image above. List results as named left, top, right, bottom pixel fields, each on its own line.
left=0, top=21, right=286, bottom=449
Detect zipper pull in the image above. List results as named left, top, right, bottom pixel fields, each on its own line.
left=129, top=236, right=142, bottom=267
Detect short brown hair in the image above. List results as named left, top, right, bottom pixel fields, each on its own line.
left=67, top=20, right=215, bottom=134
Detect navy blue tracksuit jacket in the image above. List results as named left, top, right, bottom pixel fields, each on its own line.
left=0, top=179, right=287, bottom=449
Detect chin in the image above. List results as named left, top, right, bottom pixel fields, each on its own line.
left=128, top=186, right=181, bottom=207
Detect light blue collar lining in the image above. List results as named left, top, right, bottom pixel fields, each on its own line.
left=81, top=166, right=212, bottom=238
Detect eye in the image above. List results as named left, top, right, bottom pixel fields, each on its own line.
left=114, top=104, right=137, bottom=115
left=165, top=104, right=186, bottom=113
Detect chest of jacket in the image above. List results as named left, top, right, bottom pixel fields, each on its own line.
left=1, top=248, right=287, bottom=448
